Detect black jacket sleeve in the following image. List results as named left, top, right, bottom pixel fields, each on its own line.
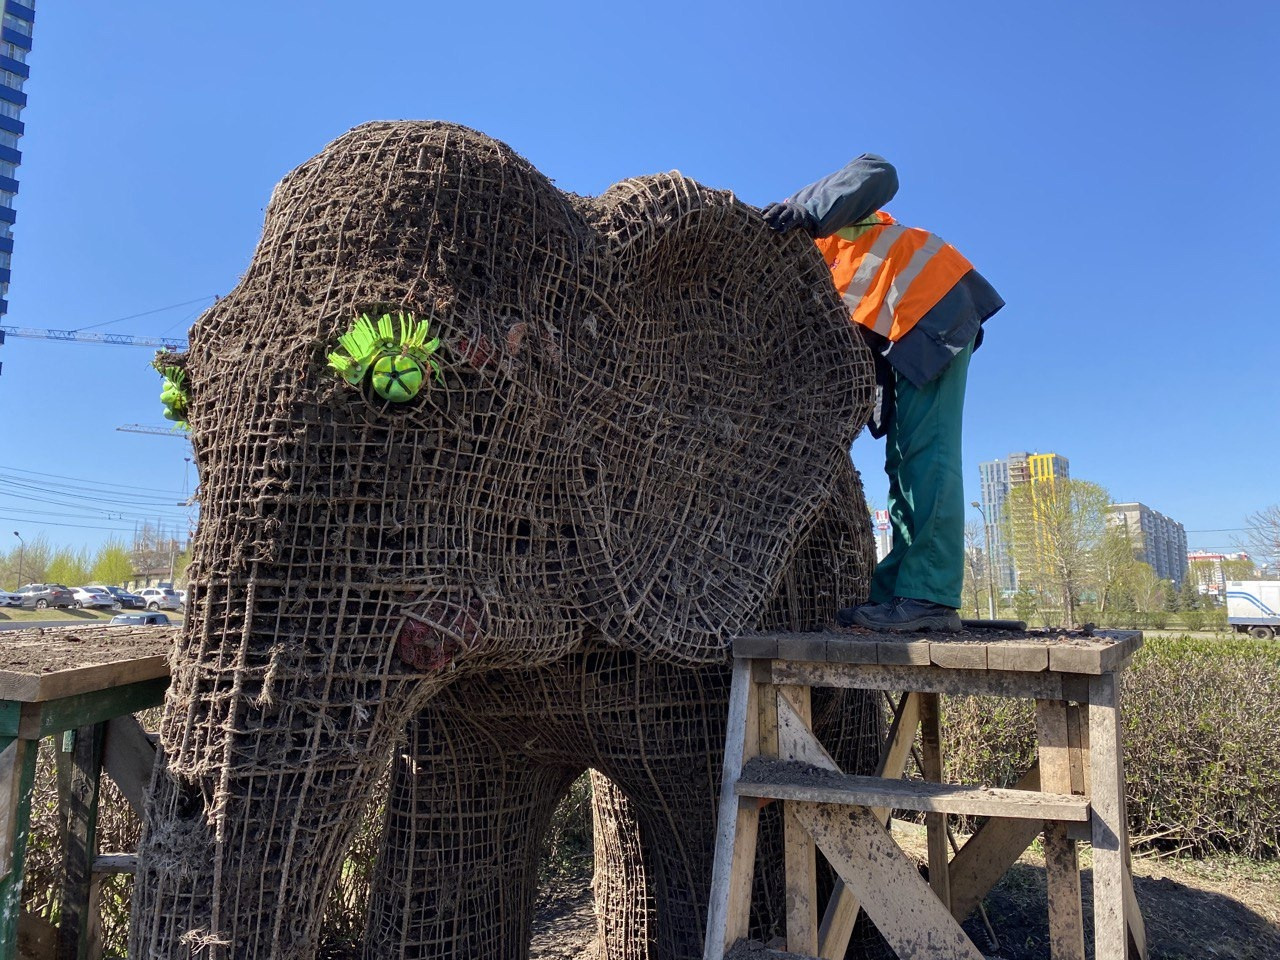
left=787, top=154, right=899, bottom=238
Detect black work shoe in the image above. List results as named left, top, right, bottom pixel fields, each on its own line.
left=836, top=600, right=889, bottom=627
left=852, top=597, right=962, bottom=633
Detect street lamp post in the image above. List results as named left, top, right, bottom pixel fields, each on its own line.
left=13, top=531, right=24, bottom=588
left=969, top=502, right=997, bottom=620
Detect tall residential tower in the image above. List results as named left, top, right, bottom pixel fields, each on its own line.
left=0, top=0, right=33, bottom=328
left=978, top=451, right=1070, bottom=592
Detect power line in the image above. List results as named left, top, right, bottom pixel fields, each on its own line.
left=0, top=477, right=188, bottom=509
left=68, top=295, right=216, bottom=333
left=0, top=513, right=141, bottom=533
left=0, top=464, right=186, bottom=496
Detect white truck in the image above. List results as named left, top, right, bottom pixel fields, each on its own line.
left=1226, top=580, right=1280, bottom=640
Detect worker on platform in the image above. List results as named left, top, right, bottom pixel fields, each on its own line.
left=762, top=156, right=1003, bottom=632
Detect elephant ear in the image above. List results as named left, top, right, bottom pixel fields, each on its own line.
left=569, top=173, right=876, bottom=664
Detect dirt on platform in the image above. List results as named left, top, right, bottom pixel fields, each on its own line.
left=0, top=625, right=176, bottom=675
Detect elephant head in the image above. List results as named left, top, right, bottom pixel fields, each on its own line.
left=133, top=121, right=875, bottom=958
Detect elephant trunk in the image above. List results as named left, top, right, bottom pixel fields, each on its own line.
left=131, top=576, right=436, bottom=959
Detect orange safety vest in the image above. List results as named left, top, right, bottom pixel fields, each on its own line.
left=813, top=211, right=973, bottom=342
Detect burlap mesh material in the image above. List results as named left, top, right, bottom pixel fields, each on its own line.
left=132, top=120, right=879, bottom=959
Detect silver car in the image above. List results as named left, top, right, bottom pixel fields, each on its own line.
left=137, top=587, right=183, bottom=611
left=72, top=586, right=119, bottom=610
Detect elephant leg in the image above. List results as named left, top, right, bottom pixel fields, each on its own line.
left=363, top=707, right=581, bottom=960
left=590, top=769, right=654, bottom=960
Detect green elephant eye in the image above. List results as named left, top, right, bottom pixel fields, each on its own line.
left=151, top=354, right=190, bottom=429
left=327, top=311, right=444, bottom=403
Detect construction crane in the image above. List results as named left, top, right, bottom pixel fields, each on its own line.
left=117, top=424, right=190, bottom=439
left=0, top=325, right=189, bottom=350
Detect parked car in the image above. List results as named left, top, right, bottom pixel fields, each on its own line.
left=96, top=585, right=145, bottom=610
left=109, top=612, right=172, bottom=626
left=14, top=583, right=76, bottom=610
left=72, top=586, right=119, bottom=610
left=136, top=587, right=183, bottom=611
left=0, top=589, right=24, bottom=608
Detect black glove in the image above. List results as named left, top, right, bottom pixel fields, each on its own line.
left=760, top=200, right=817, bottom=235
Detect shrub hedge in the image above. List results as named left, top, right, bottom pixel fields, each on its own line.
left=944, top=634, right=1280, bottom=858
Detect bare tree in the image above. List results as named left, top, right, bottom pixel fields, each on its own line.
left=1004, top=478, right=1111, bottom=629
left=1239, top=505, right=1280, bottom=577
left=963, top=521, right=986, bottom=618
left=1094, top=525, right=1136, bottom=614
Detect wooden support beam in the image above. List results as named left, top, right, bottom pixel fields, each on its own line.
left=794, top=802, right=983, bottom=960
left=56, top=723, right=106, bottom=960
left=817, top=692, right=921, bottom=959
left=736, top=759, right=1089, bottom=821
left=770, top=660, right=1067, bottom=701
left=101, top=715, right=156, bottom=818
left=1036, top=700, right=1086, bottom=960
left=776, top=687, right=818, bottom=955
left=919, top=693, right=951, bottom=911
left=703, top=659, right=763, bottom=960
left=948, top=762, right=1042, bottom=923
left=1088, top=673, right=1131, bottom=960
left=0, top=734, right=39, bottom=960
left=91, top=853, right=137, bottom=875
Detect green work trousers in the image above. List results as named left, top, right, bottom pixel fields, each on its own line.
left=869, top=339, right=973, bottom=610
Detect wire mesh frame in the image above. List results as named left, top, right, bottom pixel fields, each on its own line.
left=132, top=120, right=879, bottom=959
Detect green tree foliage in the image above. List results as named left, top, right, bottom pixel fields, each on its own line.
left=90, top=540, right=135, bottom=587
left=45, top=547, right=91, bottom=587
left=1222, top=555, right=1258, bottom=581
left=1004, top=478, right=1111, bottom=629
left=1177, top=572, right=1202, bottom=612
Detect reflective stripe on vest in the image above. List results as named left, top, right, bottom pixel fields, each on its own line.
left=814, top=215, right=973, bottom=342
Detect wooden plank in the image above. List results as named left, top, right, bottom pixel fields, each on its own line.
left=794, top=802, right=983, bottom=960
left=1066, top=704, right=1087, bottom=796
left=770, top=661, right=1065, bottom=701
left=1036, top=700, right=1086, bottom=960
left=775, top=692, right=837, bottom=772
left=929, top=642, right=988, bottom=672
left=1124, top=868, right=1148, bottom=959
left=817, top=692, right=921, bottom=960
left=18, top=909, right=58, bottom=960
left=1048, top=633, right=1142, bottom=676
left=733, top=633, right=779, bottom=659
left=824, top=638, right=879, bottom=664
left=1088, top=673, right=1129, bottom=960
left=949, top=762, right=1043, bottom=922
left=703, top=659, right=762, bottom=960
left=777, top=635, right=829, bottom=663
left=1047, top=645, right=1107, bottom=676
left=919, top=694, right=951, bottom=910
left=56, top=723, right=106, bottom=960
left=777, top=686, right=818, bottom=955
left=91, top=853, right=137, bottom=875
left=101, top=715, right=156, bottom=818
left=736, top=760, right=1090, bottom=821
left=986, top=642, right=1050, bottom=672
left=23, top=678, right=169, bottom=740
left=0, top=655, right=170, bottom=704
left=0, top=734, right=39, bottom=960
left=874, top=639, right=931, bottom=665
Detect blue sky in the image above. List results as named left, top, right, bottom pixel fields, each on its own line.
left=1, top=0, right=1276, bottom=554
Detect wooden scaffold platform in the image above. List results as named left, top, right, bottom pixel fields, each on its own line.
left=0, top=626, right=175, bottom=960
left=704, top=628, right=1147, bottom=960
